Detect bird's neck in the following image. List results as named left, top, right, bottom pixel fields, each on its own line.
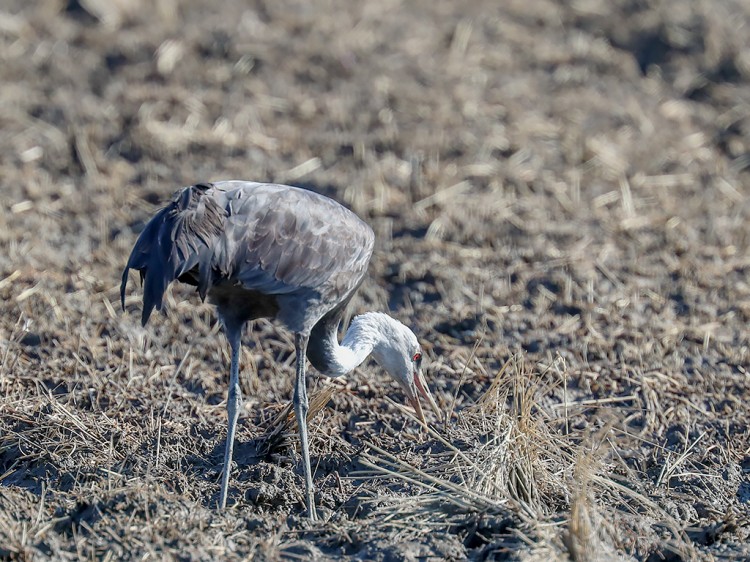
left=307, top=313, right=386, bottom=377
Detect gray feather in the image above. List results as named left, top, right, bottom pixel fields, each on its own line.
left=121, top=181, right=375, bottom=332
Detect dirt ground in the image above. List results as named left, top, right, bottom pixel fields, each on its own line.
left=2, top=0, right=750, bottom=560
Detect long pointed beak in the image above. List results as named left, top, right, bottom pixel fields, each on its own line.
left=409, top=394, right=426, bottom=424
left=408, top=369, right=441, bottom=424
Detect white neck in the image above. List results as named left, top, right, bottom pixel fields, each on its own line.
left=323, top=313, right=386, bottom=377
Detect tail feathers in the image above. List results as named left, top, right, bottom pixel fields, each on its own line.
left=120, top=184, right=227, bottom=326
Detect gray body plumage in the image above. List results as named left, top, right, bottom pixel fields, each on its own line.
left=121, top=181, right=375, bottom=363
left=120, top=180, right=380, bottom=518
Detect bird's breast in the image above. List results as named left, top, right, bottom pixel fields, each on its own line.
left=208, top=283, right=280, bottom=325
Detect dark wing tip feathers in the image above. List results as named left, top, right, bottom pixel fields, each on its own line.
left=122, top=183, right=224, bottom=326
left=120, top=267, right=129, bottom=311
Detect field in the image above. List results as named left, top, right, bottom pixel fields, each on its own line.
left=2, top=0, right=750, bottom=560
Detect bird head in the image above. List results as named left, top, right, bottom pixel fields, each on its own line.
left=368, top=314, right=441, bottom=425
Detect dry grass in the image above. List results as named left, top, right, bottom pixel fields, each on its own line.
left=354, top=355, right=701, bottom=560
left=2, top=0, right=750, bottom=560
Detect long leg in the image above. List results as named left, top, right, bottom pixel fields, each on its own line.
left=293, top=332, right=317, bottom=521
left=219, top=322, right=243, bottom=509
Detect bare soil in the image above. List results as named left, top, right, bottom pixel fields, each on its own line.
left=1, top=0, right=750, bottom=560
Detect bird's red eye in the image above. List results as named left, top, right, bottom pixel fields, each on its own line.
left=413, top=352, right=422, bottom=362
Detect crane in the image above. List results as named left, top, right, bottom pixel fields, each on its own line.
left=120, top=181, right=441, bottom=520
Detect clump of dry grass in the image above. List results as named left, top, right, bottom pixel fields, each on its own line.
left=355, top=354, right=703, bottom=560
left=261, top=380, right=340, bottom=456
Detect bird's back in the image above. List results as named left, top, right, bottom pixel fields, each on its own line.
left=121, top=181, right=375, bottom=330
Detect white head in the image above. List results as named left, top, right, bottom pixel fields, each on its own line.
left=352, top=312, right=440, bottom=424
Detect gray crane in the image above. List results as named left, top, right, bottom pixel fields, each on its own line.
left=120, top=181, right=440, bottom=520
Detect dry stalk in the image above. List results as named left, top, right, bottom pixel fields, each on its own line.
left=261, top=381, right=339, bottom=453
